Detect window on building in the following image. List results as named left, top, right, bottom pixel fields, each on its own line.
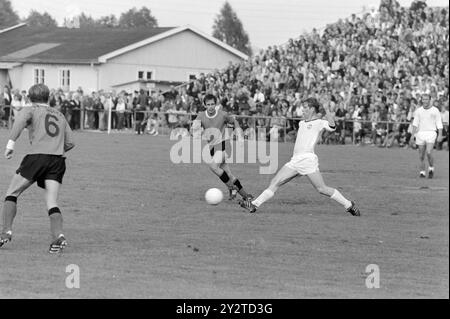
left=60, top=69, right=71, bottom=90
left=34, top=69, right=45, bottom=84
left=138, top=70, right=153, bottom=80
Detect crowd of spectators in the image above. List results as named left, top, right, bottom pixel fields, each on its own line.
left=190, top=0, right=449, bottom=147
left=1, top=0, right=448, bottom=148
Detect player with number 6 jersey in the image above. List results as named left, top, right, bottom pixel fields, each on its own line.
left=8, top=101, right=74, bottom=156
left=0, top=84, right=75, bottom=254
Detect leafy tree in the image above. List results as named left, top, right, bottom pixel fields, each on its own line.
left=26, top=10, right=57, bottom=27
left=71, top=13, right=96, bottom=28
left=410, top=0, right=427, bottom=12
left=212, top=1, right=252, bottom=56
left=118, top=7, right=158, bottom=28
left=96, top=15, right=119, bottom=28
left=0, top=0, right=20, bottom=29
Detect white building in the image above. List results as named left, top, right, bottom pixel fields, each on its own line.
left=0, top=24, right=247, bottom=93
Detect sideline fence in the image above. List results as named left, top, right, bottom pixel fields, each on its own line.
left=0, top=104, right=414, bottom=143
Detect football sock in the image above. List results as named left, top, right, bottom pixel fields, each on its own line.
left=49, top=207, right=63, bottom=240
left=233, top=179, right=243, bottom=191
left=252, top=189, right=274, bottom=207
left=2, top=197, right=17, bottom=233
left=331, top=189, right=352, bottom=209
left=219, top=171, right=230, bottom=184
left=428, top=167, right=434, bottom=172
left=420, top=170, right=426, bottom=175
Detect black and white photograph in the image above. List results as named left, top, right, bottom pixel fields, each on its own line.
left=0, top=0, right=448, bottom=304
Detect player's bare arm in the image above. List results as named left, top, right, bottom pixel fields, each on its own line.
left=4, top=108, right=33, bottom=159
left=436, top=110, right=444, bottom=143
left=64, top=122, right=76, bottom=153
left=321, top=97, right=335, bottom=128
left=436, top=128, right=443, bottom=143
left=4, top=141, right=14, bottom=159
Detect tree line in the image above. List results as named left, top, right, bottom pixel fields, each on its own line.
left=0, top=0, right=252, bottom=55
left=0, top=1, right=158, bottom=29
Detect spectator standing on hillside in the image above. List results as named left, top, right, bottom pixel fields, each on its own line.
left=71, top=93, right=81, bottom=130
left=98, top=93, right=106, bottom=131
left=335, top=103, right=347, bottom=144
left=134, top=89, right=148, bottom=135
left=116, top=95, right=126, bottom=131
left=60, top=94, right=72, bottom=127
left=2, top=85, right=12, bottom=123
left=10, top=93, right=22, bottom=119
left=92, top=93, right=103, bottom=130
left=82, top=93, right=94, bottom=129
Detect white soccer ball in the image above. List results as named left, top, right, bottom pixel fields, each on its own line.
left=205, top=188, right=223, bottom=205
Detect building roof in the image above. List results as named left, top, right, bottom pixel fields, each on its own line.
left=0, top=23, right=27, bottom=34
left=0, top=24, right=248, bottom=65
left=0, top=25, right=175, bottom=64
left=98, top=25, right=249, bottom=62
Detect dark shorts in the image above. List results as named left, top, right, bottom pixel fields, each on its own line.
left=209, top=140, right=232, bottom=157
left=16, top=154, right=66, bottom=189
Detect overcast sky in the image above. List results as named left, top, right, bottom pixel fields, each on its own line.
left=10, top=0, right=449, bottom=49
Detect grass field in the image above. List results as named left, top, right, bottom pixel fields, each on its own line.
left=0, top=129, right=448, bottom=299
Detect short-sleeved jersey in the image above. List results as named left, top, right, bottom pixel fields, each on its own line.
left=412, top=106, right=443, bottom=132
left=9, top=104, right=75, bottom=156
left=293, top=119, right=335, bottom=156
left=195, top=110, right=234, bottom=145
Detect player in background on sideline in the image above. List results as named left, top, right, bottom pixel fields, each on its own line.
left=0, top=84, right=75, bottom=254
left=437, top=102, right=448, bottom=151
left=192, top=94, right=252, bottom=201
left=411, top=93, right=443, bottom=179
left=239, top=97, right=360, bottom=216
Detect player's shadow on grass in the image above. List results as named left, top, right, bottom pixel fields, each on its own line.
left=323, top=169, right=383, bottom=176
left=277, top=198, right=309, bottom=206
left=266, top=199, right=316, bottom=215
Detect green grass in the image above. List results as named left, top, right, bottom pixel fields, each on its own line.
left=0, top=130, right=448, bottom=298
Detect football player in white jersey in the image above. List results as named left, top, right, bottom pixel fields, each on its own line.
left=239, top=97, right=360, bottom=216
left=411, top=94, right=443, bottom=178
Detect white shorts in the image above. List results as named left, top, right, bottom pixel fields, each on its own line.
left=415, top=131, right=437, bottom=146
left=285, top=153, right=319, bottom=175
